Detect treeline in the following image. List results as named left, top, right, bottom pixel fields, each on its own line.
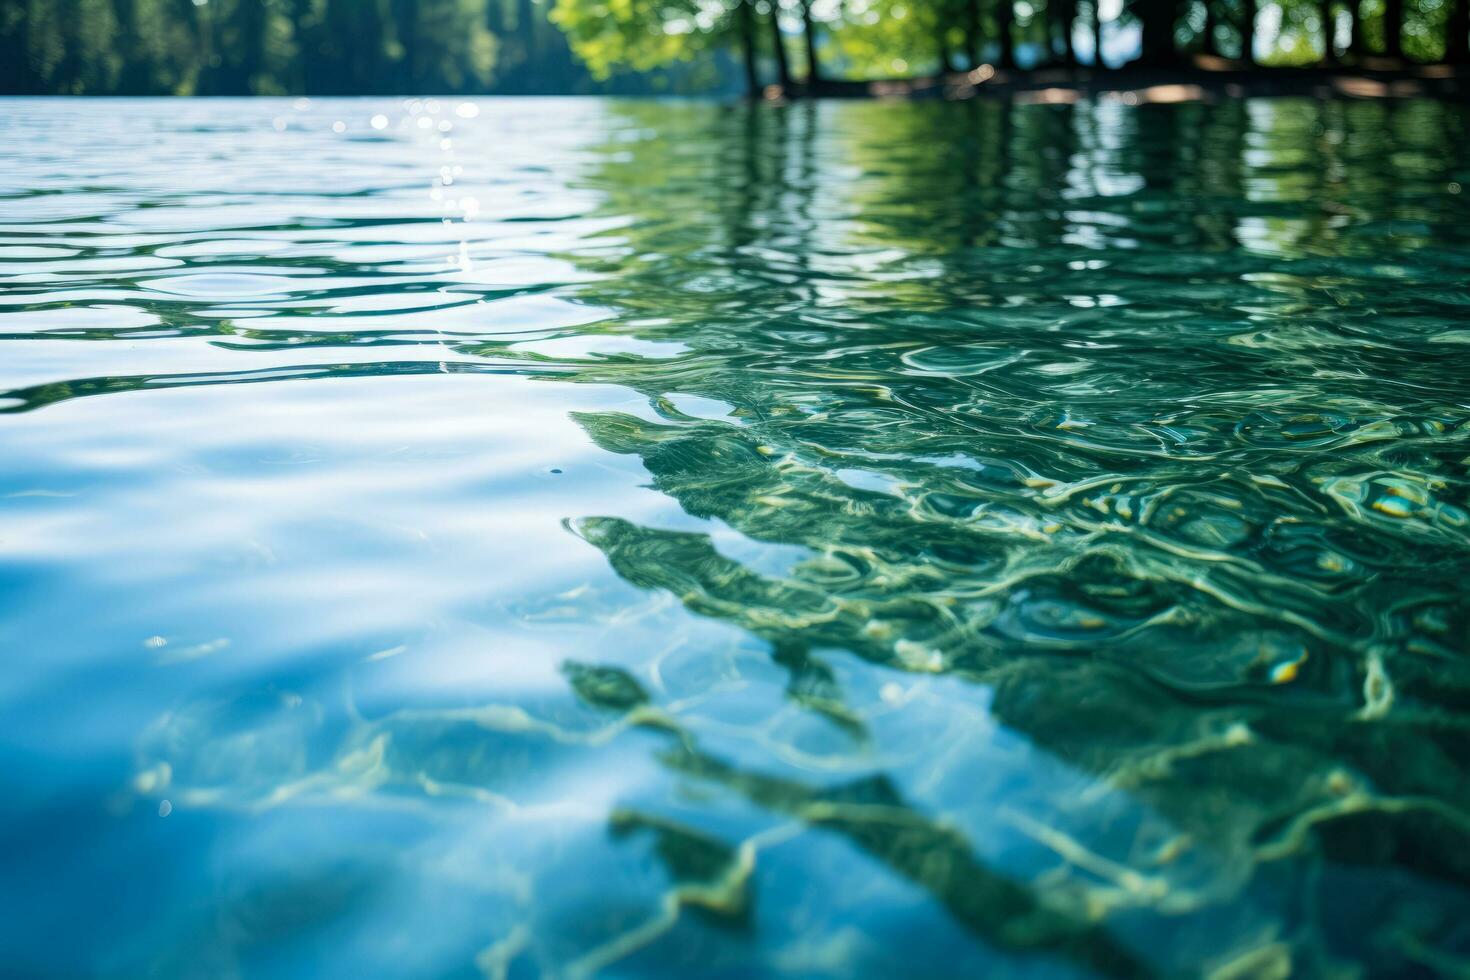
left=0, top=0, right=704, bottom=95
left=0, top=0, right=1466, bottom=96
left=558, top=0, right=1469, bottom=93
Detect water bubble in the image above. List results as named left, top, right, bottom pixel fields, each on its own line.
left=158, top=800, right=172, bottom=817
left=455, top=102, right=480, bottom=119
left=332, top=120, right=346, bottom=134
left=370, top=114, right=389, bottom=130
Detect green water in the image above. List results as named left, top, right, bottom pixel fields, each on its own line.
left=2, top=95, right=1470, bottom=977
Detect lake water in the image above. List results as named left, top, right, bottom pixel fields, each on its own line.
left=2, top=95, right=1469, bottom=977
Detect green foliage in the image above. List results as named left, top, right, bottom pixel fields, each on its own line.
left=0, top=0, right=1465, bottom=95
left=550, top=0, right=710, bottom=78
left=16, top=0, right=122, bottom=94
left=1405, top=0, right=1451, bottom=60
left=0, top=0, right=569, bottom=94
left=386, top=0, right=498, bottom=91
left=832, top=0, right=952, bottom=76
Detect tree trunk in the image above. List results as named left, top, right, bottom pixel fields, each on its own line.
left=1319, top=0, right=1335, bottom=60
left=1240, top=0, right=1257, bottom=64
left=767, top=0, right=792, bottom=90
left=1202, top=0, right=1220, bottom=55
left=799, top=0, right=821, bottom=84
left=937, top=23, right=957, bottom=73
left=1134, top=0, right=1181, bottom=65
left=996, top=0, right=1016, bottom=67
left=1057, top=0, right=1077, bottom=62
left=110, top=0, right=143, bottom=92
left=239, top=0, right=267, bottom=93
left=1449, top=0, right=1470, bottom=62
left=0, top=0, right=35, bottom=93
left=392, top=0, right=419, bottom=90
left=193, top=0, right=215, bottom=92
left=1093, top=0, right=1105, bottom=65
left=1347, top=0, right=1365, bottom=55
left=739, top=0, right=759, bottom=95
left=965, top=0, right=982, bottom=66
left=1383, top=0, right=1403, bottom=58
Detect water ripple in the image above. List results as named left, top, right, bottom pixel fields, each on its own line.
left=2, top=96, right=1470, bottom=978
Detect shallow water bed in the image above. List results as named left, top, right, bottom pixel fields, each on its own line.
left=2, top=95, right=1470, bottom=977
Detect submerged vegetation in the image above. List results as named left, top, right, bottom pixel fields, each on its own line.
left=0, top=0, right=1467, bottom=96
left=4, top=0, right=1470, bottom=972
left=3, top=92, right=1469, bottom=974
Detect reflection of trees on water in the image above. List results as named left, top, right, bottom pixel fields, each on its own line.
left=128, top=100, right=1470, bottom=976
left=537, top=98, right=1470, bottom=973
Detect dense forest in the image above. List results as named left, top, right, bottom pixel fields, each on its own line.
left=0, top=0, right=1466, bottom=96
left=0, top=0, right=710, bottom=95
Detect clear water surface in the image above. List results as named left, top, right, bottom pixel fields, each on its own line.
left=3, top=95, right=1470, bottom=978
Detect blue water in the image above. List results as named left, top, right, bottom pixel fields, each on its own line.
left=3, top=95, right=1470, bottom=977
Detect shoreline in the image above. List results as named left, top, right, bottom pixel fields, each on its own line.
left=772, top=58, right=1470, bottom=102
left=3, top=61, right=1466, bottom=103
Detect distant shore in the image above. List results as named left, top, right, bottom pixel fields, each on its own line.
left=4, top=59, right=1466, bottom=103
left=771, top=57, right=1470, bottom=102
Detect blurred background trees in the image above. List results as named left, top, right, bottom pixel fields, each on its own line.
left=0, top=0, right=1466, bottom=95
left=0, top=0, right=683, bottom=94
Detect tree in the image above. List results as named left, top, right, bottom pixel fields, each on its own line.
left=315, top=0, right=390, bottom=92
left=936, top=12, right=957, bottom=71
left=1132, top=0, right=1184, bottom=64
left=964, top=0, right=982, bottom=66
left=550, top=0, right=715, bottom=82
left=798, top=0, right=822, bottom=82
left=767, top=0, right=793, bottom=87
left=1449, top=0, right=1470, bottom=62
left=1050, top=0, right=1079, bottom=62
left=1347, top=0, right=1365, bottom=56
left=737, top=0, right=758, bottom=90
left=393, top=0, right=496, bottom=91
left=1200, top=0, right=1221, bottom=55
left=1383, top=0, right=1403, bottom=57
left=0, top=0, right=35, bottom=93
left=996, top=0, right=1017, bottom=66
left=196, top=0, right=269, bottom=94
left=1092, top=0, right=1105, bottom=64
left=3, top=0, right=1468, bottom=98
left=826, top=0, right=968, bottom=76
left=1239, top=0, right=1257, bottom=63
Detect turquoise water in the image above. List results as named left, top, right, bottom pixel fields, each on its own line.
left=2, top=95, right=1470, bottom=977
